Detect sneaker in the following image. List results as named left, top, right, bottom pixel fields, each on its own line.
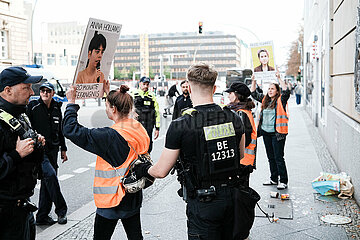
left=277, top=183, right=288, bottom=190
left=36, top=216, right=57, bottom=225
left=58, top=215, right=67, bottom=224
left=263, top=180, right=277, bottom=185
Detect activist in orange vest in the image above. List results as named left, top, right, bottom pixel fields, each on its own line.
left=225, top=82, right=257, bottom=170
left=250, top=72, right=290, bottom=190
left=63, top=84, right=150, bottom=240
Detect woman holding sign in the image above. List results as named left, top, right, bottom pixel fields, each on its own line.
left=76, top=31, right=107, bottom=84
left=63, top=84, right=150, bottom=240
left=250, top=72, right=290, bottom=190
left=254, top=48, right=275, bottom=72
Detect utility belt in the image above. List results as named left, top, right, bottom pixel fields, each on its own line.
left=0, top=199, right=38, bottom=213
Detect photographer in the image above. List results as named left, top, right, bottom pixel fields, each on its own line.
left=0, top=67, right=45, bottom=240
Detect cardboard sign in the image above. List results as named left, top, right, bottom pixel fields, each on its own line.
left=73, top=18, right=122, bottom=99
left=250, top=41, right=277, bottom=84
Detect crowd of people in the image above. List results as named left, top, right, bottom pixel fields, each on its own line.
left=0, top=63, right=293, bottom=240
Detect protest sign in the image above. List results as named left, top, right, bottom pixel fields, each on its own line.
left=250, top=41, right=276, bottom=84
left=73, top=18, right=122, bottom=99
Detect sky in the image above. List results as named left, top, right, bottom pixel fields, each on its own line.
left=30, top=0, right=304, bottom=67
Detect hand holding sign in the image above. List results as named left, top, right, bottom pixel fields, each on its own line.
left=66, top=85, right=77, bottom=104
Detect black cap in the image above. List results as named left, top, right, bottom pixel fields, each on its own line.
left=0, top=67, right=43, bottom=92
left=140, top=76, right=150, bottom=83
left=225, top=82, right=251, bottom=97
left=40, top=81, right=55, bottom=91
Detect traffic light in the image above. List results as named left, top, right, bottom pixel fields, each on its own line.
left=198, top=22, right=203, bottom=34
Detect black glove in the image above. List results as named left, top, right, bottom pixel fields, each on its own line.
left=133, top=161, right=152, bottom=179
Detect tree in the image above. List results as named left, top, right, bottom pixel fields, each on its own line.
left=286, top=25, right=303, bottom=77
left=120, top=67, right=127, bottom=80
left=149, top=66, right=155, bottom=79
left=128, top=65, right=138, bottom=80
left=164, top=66, right=171, bottom=80
left=114, top=67, right=121, bottom=80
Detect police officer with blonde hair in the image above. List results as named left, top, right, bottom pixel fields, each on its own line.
left=135, top=63, right=260, bottom=239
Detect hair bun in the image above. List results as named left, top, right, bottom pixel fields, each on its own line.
left=119, top=85, right=130, bottom=93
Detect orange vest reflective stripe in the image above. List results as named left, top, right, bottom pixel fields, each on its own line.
left=261, top=96, right=289, bottom=134
left=93, top=119, right=150, bottom=208
left=238, top=109, right=257, bottom=166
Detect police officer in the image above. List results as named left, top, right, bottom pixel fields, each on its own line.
left=0, top=67, right=45, bottom=240
left=132, top=76, right=160, bottom=153
left=135, top=63, right=260, bottom=239
left=27, top=81, right=68, bottom=225
left=172, top=80, right=192, bottom=120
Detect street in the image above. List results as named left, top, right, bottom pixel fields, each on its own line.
left=33, top=94, right=360, bottom=240
left=33, top=95, right=172, bottom=235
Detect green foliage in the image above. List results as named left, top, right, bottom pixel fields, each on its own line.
left=164, top=66, right=171, bottom=79
left=149, top=66, right=155, bottom=79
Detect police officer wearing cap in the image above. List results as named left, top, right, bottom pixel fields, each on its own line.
left=131, top=77, right=160, bottom=153
left=27, top=81, right=68, bottom=225
left=135, top=63, right=260, bottom=239
left=0, top=67, right=45, bottom=240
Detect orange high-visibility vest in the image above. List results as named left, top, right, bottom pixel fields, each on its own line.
left=261, top=96, right=289, bottom=134
left=238, top=109, right=257, bottom=166
left=93, top=119, right=150, bottom=208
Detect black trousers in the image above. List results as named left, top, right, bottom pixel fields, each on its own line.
left=262, top=133, right=288, bottom=184
left=186, top=186, right=258, bottom=240
left=144, top=125, right=154, bottom=153
left=93, top=213, right=143, bottom=240
left=0, top=202, right=36, bottom=240
left=36, top=150, right=67, bottom=221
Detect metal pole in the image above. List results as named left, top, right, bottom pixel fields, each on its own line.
left=31, top=0, right=38, bottom=64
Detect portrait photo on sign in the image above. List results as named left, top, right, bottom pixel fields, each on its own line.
left=73, top=18, right=122, bottom=99
left=250, top=41, right=277, bottom=83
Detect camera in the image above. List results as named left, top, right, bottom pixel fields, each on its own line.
left=22, top=129, right=43, bottom=149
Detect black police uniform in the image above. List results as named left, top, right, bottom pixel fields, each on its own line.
left=172, top=94, right=193, bottom=120
left=0, top=96, right=43, bottom=240
left=27, top=98, right=67, bottom=223
left=166, top=103, right=259, bottom=239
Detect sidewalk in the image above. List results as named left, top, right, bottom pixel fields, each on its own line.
left=37, top=97, right=360, bottom=240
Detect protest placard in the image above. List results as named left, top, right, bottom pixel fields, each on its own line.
left=250, top=41, right=277, bottom=84
left=73, top=18, right=122, bottom=99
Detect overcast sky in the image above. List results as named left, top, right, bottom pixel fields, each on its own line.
left=30, top=0, right=304, bottom=66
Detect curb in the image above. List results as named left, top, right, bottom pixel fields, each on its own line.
left=36, top=201, right=96, bottom=240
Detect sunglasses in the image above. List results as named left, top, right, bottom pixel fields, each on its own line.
left=40, top=89, right=52, bottom=94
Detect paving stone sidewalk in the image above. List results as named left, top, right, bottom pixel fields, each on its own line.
left=39, top=99, right=359, bottom=240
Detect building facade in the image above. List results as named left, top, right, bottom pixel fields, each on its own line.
left=0, top=0, right=28, bottom=66
left=32, top=22, right=85, bottom=82
left=303, top=0, right=360, bottom=201
left=115, top=32, right=250, bottom=80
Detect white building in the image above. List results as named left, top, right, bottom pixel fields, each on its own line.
left=303, top=0, right=360, bottom=201
left=0, top=0, right=29, bottom=66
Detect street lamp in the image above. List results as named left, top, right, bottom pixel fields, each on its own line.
left=31, top=0, right=38, bottom=64
left=193, top=43, right=203, bottom=64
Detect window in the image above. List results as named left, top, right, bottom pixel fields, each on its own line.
left=71, top=55, right=78, bottom=66
left=59, top=54, right=67, bottom=66
left=34, top=53, right=42, bottom=64
left=0, top=30, right=8, bottom=59
left=47, top=54, right=56, bottom=65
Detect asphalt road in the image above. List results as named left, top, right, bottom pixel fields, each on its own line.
left=34, top=96, right=172, bottom=234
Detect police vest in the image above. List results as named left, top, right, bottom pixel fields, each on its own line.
left=182, top=106, right=241, bottom=184
left=261, top=96, right=289, bottom=134
left=0, top=109, right=42, bottom=199
left=237, top=109, right=257, bottom=167
left=93, top=119, right=150, bottom=208
left=133, top=92, right=156, bottom=123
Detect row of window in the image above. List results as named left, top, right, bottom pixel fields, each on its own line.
left=50, top=39, right=82, bottom=45
left=34, top=53, right=78, bottom=66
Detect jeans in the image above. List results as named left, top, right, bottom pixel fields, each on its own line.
left=0, top=202, right=36, bottom=240
left=93, top=213, right=143, bottom=240
left=295, top=94, right=301, bottom=105
left=262, top=132, right=288, bottom=184
left=36, top=150, right=67, bottom=221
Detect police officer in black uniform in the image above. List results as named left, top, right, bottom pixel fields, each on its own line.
left=27, top=81, right=68, bottom=225
left=135, top=63, right=260, bottom=239
left=172, top=80, right=192, bottom=120
left=0, top=67, right=45, bottom=240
